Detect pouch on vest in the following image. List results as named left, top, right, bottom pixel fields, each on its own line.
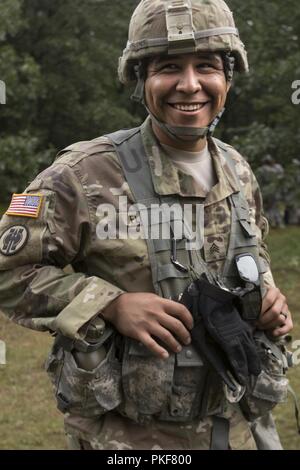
left=240, top=332, right=289, bottom=421
left=45, top=335, right=123, bottom=418
left=120, top=337, right=222, bottom=424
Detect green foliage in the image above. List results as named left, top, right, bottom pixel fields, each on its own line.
left=0, top=0, right=24, bottom=38
left=220, top=0, right=300, bottom=168
left=7, top=0, right=142, bottom=146
left=0, top=0, right=300, bottom=198
left=0, top=133, right=53, bottom=202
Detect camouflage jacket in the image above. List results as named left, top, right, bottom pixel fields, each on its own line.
left=0, top=117, right=274, bottom=340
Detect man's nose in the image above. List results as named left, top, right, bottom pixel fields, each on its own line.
left=176, top=66, right=202, bottom=94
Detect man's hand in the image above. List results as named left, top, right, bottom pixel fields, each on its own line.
left=101, top=292, right=193, bottom=359
left=256, top=286, right=293, bottom=337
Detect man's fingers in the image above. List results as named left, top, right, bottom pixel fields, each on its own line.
left=271, top=314, right=293, bottom=337
left=160, top=315, right=191, bottom=344
left=163, top=298, right=194, bottom=330
left=148, top=324, right=184, bottom=354
left=258, top=302, right=287, bottom=327
left=153, top=316, right=191, bottom=348
left=136, top=316, right=192, bottom=358
left=258, top=318, right=284, bottom=330
left=259, top=286, right=287, bottom=327
left=261, top=287, right=281, bottom=315
left=138, top=333, right=170, bottom=359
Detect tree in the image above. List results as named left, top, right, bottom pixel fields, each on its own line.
left=0, top=0, right=46, bottom=202
left=220, top=0, right=300, bottom=169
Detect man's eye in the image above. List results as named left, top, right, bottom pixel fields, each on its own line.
left=160, top=63, right=179, bottom=71
left=197, top=62, right=223, bottom=72
left=197, top=63, right=215, bottom=69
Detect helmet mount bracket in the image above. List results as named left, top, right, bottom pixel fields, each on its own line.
left=166, top=0, right=197, bottom=55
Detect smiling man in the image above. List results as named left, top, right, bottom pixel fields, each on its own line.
left=0, top=0, right=293, bottom=451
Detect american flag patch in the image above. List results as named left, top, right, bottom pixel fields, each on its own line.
left=6, top=193, right=43, bottom=218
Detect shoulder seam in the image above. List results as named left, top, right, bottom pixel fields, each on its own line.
left=54, top=145, right=116, bottom=168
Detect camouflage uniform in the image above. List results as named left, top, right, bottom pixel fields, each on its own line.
left=0, top=117, right=275, bottom=450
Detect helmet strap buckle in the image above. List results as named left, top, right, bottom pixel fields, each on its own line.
left=208, top=108, right=225, bottom=136
left=131, top=63, right=145, bottom=104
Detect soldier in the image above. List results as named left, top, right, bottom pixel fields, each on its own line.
left=0, top=0, right=293, bottom=451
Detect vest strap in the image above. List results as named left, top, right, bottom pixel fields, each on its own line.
left=213, top=139, right=262, bottom=291
left=157, top=263, right=189, bottom=282
left=211, top=416, right=230, bottom=450
left=106, top=128, right=164, bottom=292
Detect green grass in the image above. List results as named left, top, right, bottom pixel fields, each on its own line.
left=0, top=317, right=65, bottom=449
left=0, top=227, right=299, bottom=449
left=267, top=227, right=300, bottom=450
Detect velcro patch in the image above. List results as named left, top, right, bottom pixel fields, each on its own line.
left=6, top=193, right=43, bottom=218
left=0, top=225, right=29, bottom=256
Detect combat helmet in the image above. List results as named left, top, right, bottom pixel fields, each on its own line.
left=118, top=0, right=248, bottom=141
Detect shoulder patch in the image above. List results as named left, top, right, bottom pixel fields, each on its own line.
left=6, top=193, right=43, bottom=218
left=0, top=225, right=29, bottom=256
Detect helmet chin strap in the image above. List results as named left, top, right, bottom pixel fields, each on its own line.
left=147, top=106, right=225, bottom=142
left=131, top=62, right=226, bottom=142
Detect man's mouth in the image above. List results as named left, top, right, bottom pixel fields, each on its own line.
left=168, top=102, right=209, bottom=112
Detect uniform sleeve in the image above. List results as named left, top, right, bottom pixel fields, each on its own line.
left=248, top=170, right=276, bottom=288
left=0, top=162, right=123, bottom=340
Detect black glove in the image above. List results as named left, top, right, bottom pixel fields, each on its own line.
left=181, top=276, right=261, bottom=388
left=180, top=282, right=237, bottom=391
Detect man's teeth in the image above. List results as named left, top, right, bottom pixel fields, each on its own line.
left=172, top=103, right=205, bottom=111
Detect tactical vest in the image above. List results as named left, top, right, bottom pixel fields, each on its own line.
left=47, top=125, right=293, bottom=450
left=103, top=127, right=265, bottom=425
